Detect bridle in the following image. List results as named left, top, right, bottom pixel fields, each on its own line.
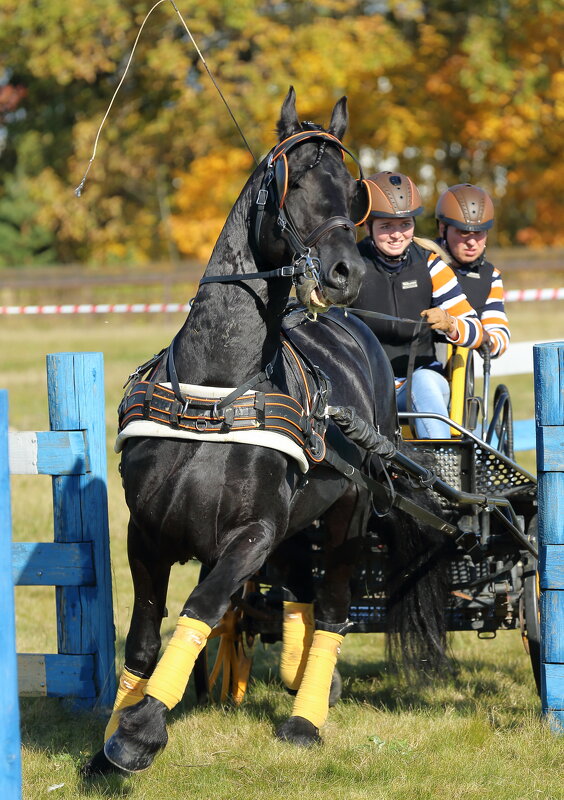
left=200, top=129, right=371, bottom=291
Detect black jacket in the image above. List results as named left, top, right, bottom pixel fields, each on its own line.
left=354, top=238, right=438, bottom=376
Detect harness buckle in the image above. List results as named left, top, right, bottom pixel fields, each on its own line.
left=123, top=368, right=140, bottom=389
left=279, top=265, right=296, bottom=278
left=256, top=188, right=268, bottom=207
left=264, top=361, right=274, bottom=379
left=277, top=214, right=287, bottom=231
left=304, top=255, right=321, bottom=283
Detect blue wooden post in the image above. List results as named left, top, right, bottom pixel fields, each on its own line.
left=0, top=391, right=22, bottom=799
left=46, top=353, right=116, bottom=710
left=534, top=341, right=564, bottom=732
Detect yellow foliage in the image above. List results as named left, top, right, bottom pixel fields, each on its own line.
left=170, top=148, right=254, bottom=262
left=4, top=0, right=564, bottom=261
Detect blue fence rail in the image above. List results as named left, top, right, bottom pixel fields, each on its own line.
left=1, top=352, right=116, bottom=798
left=534, top=341, right=564, bottom=732
left=0, top=390, right=22, bottom=798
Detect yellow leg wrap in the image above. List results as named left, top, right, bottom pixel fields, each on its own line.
left=104, top=668, right=149, bottom=742
left=279, top=601, right=314, bottom=691
left=291, top=629, right=344, bottom=729
left=145, top=617, right=211, bottom=710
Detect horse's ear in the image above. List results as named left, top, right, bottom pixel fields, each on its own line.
left=277, top=86, right=301, bottom=140
left=328, top=96, right=348, bottom=142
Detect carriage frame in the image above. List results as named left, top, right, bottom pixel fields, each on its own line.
left=195, top=342, right=540, bottom=702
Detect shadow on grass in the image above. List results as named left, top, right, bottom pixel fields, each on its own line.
left=19, top=697, right=133, bottom=796
left=19, top=628, right=540, bottom=789
left=185, top=639, right=540, bottom=726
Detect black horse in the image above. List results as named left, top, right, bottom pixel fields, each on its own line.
left=84, top=88, right=401, bottom=776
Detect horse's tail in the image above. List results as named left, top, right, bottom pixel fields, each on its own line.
left=378, top=446, right=455, bottom=678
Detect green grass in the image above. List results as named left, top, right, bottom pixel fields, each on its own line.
left=2, top=307, right=563, bottom=800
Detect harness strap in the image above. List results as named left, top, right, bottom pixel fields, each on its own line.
left=322, top=446, right=457, bottom=537
left=199, top=263, right=308, bottom=286
left=302, top=216, right=355, bottom=248
left=122, top=347, right=167, bottom=389
left=214, top=353, right=278, bottom=411
left=280, top=326, right=330, bottom=419
left=167, top=335, right=183, bottom=402
left=404, top=319, right=424, bottom=431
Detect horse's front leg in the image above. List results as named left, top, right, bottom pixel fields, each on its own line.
left=104, top=521, right=278, bottom=773
left=82, top=519, right=171, bottom=777
left=277, top=486, right=368, bottom=746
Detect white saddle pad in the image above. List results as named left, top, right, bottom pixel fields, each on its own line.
left=115, top=382, right=310, bottom=473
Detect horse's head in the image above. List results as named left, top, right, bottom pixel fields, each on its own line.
left=255, top=87, right=370, bottom=311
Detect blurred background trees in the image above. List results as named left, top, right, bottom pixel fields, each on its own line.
left=0, top=0, right=562, bottom=267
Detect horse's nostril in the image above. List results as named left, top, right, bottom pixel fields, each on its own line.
left=331, top=261, right=350, bottom=283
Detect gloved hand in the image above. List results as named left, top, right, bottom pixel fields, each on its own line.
left=420, top=307, right=458, bottom=338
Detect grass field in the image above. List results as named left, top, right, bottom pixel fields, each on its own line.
left=2, top=303, right=564, bottom=800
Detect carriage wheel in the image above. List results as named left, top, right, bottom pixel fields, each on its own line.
left=519, top=515, right=541, bottom=695
left=192, top=570, right=256, bottom=706
left=486, top=384, right=514, bottom=459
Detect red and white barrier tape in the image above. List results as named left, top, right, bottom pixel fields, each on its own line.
left=1, top=289, right=563, bottom=315
left=504, top=287, right=564, bottom=302
left=0, top=302, right=193, bottom=315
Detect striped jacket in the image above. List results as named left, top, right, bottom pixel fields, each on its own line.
left=355, top=238, right=483, bottom=378
left=427, top=252, right=483, bottom=349
left=452, top=260, right=510, bottom=359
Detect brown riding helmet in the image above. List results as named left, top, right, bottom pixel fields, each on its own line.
left=366, top=171, right=423, bottom=219
left=435, top=184, right=495, bottom=231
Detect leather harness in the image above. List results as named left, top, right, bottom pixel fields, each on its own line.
left=117, top=129, right=460, bottom=541
left=118, top=336, right=328, bottom=465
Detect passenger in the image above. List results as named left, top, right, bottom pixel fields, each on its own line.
left=353, top=171, right=483, bottom=439
left=435, top=184, right=510, bottom=358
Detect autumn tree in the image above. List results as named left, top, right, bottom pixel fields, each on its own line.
left=0, top=0, right=562, bottom=266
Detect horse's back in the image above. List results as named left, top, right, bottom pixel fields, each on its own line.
left=282, top=306, right=397, bottom=437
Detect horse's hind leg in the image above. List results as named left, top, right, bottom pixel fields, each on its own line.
left=277, top=487, right=368, bottom=746
left=104, top=521, right=277, bottom=772
left=82, top=519, right=171, bottom=777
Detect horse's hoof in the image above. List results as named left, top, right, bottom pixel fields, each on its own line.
left=80, top=749, right=129, bottom=778
left=103, top=696, right=168, bottom=773
left=104, top=730, right=163, bottom=773
left=328, top=667, right=342, bottom=707
left=275, top=716, right=322, bottom=747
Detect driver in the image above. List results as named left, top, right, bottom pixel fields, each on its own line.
left=435, top=183, right=510, bottom=358
left=353, top=170, right=484, bottom=439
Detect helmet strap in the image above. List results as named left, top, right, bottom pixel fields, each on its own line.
left=371, top=239, right=411, bottom=270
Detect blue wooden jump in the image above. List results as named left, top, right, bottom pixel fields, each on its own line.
left=534, top=341, right=564, bottom=733
left=0, top=390, right=22, bottom=798
left=1, top=352, right=116, bottom=798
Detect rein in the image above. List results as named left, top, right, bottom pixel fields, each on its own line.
left=346, top=307, right=433, bottom=327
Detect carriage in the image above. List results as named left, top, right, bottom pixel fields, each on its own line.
left=195, top=340, right=540, bottom=703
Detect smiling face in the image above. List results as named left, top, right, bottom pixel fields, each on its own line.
left=369, top=217, right=415, bottom=258
left=440, top=222, right=488, bottom=264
